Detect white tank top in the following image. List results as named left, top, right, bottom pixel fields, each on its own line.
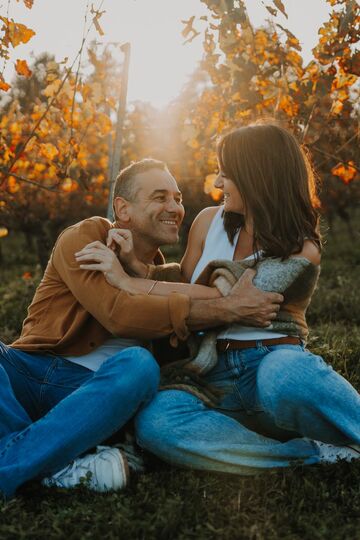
left=191, top=206, right=286, bottom=340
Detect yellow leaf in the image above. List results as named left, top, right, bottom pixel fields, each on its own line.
left=15, top=59, right=32, bottom=78
left=0, top=227, right=8, bottom=238
left=40, top=143, right=59, bottom=160
left=43, top=79, right=61, bottom=98
left=90, top=5, right=105, bottom=36
left=330, top=100, right=343, bottom=115
left=62, top=178, right=78, bottom=192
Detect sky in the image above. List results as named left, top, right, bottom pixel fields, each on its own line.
left=2, top=0, right=332, bottom=107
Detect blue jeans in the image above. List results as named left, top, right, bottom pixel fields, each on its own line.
left=0, top=342, right=160, bottom=499
left=136, top=344, right=360, bottom=474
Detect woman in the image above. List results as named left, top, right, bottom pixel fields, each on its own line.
left=76, top=122, right=360, bottom=472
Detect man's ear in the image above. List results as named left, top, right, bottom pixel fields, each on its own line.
left=113, top=196, right=131, bottom=223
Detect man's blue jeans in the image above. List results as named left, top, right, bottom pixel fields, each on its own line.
left=136, top=344, right=360, bottom=474
left=0, top=342, right=160, bottom=499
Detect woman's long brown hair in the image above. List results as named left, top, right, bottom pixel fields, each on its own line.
left=217, top=123, right=321, bottom=259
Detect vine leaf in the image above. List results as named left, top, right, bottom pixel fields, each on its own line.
left=15, top=58, right=32, bottom=77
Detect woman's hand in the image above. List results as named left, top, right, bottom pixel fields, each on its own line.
left=106, top=228, right=148, bottom=277
left=75, top=241, right=130, bottom=289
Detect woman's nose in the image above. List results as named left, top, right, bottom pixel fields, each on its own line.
left=214, top=174, right=224, bottom=189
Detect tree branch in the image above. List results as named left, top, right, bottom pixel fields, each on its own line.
left=0, top=168, right=62, bottom=192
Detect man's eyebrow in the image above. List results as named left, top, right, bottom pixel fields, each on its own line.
left=150, top=189, right=182, bottom=197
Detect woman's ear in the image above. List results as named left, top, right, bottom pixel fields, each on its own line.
left=113, top=197, right=131, bottom=223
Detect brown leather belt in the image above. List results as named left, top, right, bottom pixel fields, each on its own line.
left=216, top=336, right=301, bottom=352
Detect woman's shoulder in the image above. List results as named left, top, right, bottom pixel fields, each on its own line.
left=191, top=206, right=220, bottom=232
left=291, top=240, right=321, bottom=266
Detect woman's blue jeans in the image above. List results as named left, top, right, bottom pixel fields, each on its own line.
left=136, top=344, right=360, bottom=474
left=0, top=342, right=160, bottom=499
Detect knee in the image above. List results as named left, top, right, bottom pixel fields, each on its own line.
left=103, top=346, right=160, bottom=396
left=257, top=349, right=328, bottom=406
left=135, top=390, right=184, bottom=452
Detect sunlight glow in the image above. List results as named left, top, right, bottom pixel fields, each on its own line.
left=3, top=0, right=330, bottom=108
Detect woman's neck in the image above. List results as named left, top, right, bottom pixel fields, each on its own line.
left=233, top=223, right=256, bottom=261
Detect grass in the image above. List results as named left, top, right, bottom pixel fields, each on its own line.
left=0, top=216, right=359, bottom=540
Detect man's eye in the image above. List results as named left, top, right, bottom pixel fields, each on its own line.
left=155, top=196, right=165, bottom=201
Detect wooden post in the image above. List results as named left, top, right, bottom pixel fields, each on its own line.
left=107, top=42, right=131, bottom=220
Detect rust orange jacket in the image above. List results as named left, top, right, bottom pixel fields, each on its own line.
left=11, top=217, right=190, bottom=356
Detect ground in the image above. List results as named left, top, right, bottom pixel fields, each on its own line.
left=0, top=215, right=359, bottom=540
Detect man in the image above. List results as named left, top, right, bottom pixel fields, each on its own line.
left=0, top=159, right=282, bottom=499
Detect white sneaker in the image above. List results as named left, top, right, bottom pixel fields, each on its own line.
left=42, top=446, right=129, bottom=492
left=314, top=441, right=360, bottom=464
left=114, top=441, right=146, bottom=474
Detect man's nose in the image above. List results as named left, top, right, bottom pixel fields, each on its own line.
left=166, top=198, right=181, bottom=213
left=214, top=174, right=224, bottom=189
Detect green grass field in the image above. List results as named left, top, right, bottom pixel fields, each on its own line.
left=0, top=216, right=359, bottom=540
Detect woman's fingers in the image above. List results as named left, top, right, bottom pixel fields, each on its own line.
left=79, top=263, right=107, bottom=271
left=107, top=229, right=133, bottom=247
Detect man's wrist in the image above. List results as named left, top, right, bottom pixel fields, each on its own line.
left=187, top=296, right=237, bottom=330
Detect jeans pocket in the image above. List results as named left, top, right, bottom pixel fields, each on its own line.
left=232, top=350, right=264, bottom=414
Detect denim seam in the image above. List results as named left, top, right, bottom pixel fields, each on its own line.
left=1, top=355, right=47, bottom=385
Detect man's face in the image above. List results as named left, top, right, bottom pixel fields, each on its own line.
left=120, top=168, right=185, bottom=247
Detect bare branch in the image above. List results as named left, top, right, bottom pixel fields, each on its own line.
left=313, top=146, right=360, bottom=173
left=69, top=0, right=90, bottom=143
left=0, top=168, right=62, bottom=192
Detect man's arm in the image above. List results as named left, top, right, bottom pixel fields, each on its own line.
left=187, top=269, right=283, bottom=330
left=52, top=219, right=190, bottom=340
left=54, top=219, right=281, bottom=341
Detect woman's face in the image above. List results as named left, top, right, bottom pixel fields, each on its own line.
left=214, top=168, right=246, bottom=215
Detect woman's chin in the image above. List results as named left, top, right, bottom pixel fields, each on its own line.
left=224, top=200, right=242, bottom=214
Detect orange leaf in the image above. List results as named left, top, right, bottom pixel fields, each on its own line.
left=331, top=161, right=357, bottom=184
left=7, top=176, right=20, bottom=193
left=15, top=59, right=32, bottom=78
left=273, top=0, right=288, bottom=19
left=0, top=227, right=8, bottom=238
left=0, top=18, right=36, bottom=47
left=0, top=75, right=11, bottom=92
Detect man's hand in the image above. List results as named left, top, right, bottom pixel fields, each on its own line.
left=187, top=269, right=284, bottom=331
left=106, top=229, right=148, bottom=277
left=225, top=269, right=283, bottom=327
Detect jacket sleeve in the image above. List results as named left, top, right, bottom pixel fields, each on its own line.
left=147, top=262, right=185, bottom=283
left=52, top=219, right=190, bottom=340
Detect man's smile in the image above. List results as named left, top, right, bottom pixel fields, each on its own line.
left=159, top=219, right=178, bottom=227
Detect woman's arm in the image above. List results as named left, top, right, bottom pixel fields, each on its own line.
left=180, top=206, right=219, bottom=282
left=107, top=206, right=219, bottom=283
left=75, top=241, right=221, bottom=299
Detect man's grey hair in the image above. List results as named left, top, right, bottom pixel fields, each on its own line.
left=112, top=158, right=168, bottom=203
